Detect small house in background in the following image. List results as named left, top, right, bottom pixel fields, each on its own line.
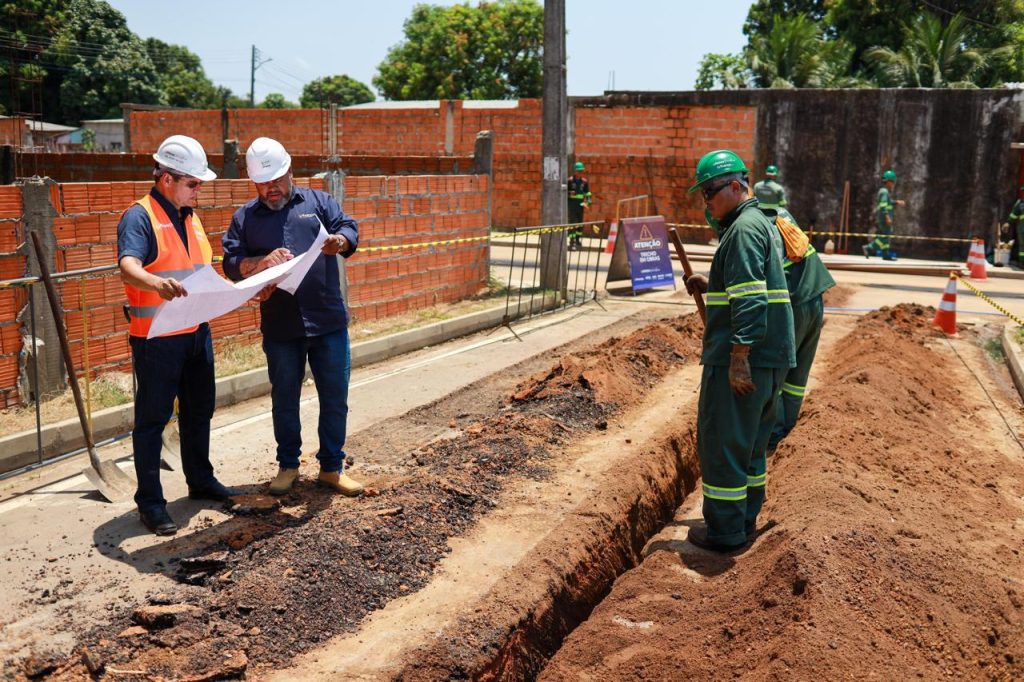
left=79, top=119, right=124, bottom=151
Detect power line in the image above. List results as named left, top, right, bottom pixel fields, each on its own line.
left=917, top=0, right=1000, bottom=30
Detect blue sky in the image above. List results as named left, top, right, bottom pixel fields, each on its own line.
left=104, top=1, right=752, bottom=102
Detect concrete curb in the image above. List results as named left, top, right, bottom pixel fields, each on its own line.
left=1001, top=325, right=1024, bottom=402
left=0, top=300, right=545, bottom=475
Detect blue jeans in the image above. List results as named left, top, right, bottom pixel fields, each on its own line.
left=262, top=327, right=350, bottom=472
left=130, top=324, right=216, bottom=513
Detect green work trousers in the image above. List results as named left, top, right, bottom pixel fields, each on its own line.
left=1017, top=222, right=1024, bottom=262
left=873, top=222, right=892, bottom=257
left=697, top=363, right=786, bottom=546
left=768, top=296, right=824, bottom=451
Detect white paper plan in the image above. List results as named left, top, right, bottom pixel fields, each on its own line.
left=147, top=223, right=330, bottom=338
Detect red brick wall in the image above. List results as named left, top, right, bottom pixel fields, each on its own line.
left=0, top=173, right=490, bottom=407
left=13, top=152, right=474, bottom=184
left=575, top=105, right=757, bottom=227
left=0, top=185, right=24, bottom=408
left=124, top=99, right=756, bottom=228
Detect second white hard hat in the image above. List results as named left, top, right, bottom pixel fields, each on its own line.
left=246, top=137, right=292, bottom=183
left=152, top=135, right=217, bottom=181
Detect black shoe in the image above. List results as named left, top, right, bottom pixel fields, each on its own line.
left=187, top=479, right=238, bottom=502
left=687, top=526, right=748, bottom=554
left=140, top=507, right=178, bottom=536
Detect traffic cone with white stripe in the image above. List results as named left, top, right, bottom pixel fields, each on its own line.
left=604, top=221, right=618, bottom=254
left=932, top=272, right=959, bottom=336
left=966, top=239, right=988, bottom=281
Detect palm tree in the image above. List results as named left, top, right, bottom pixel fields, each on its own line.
left=748, top=14, right=824, bottom=88
left=864, top=12, right=1004, bottom=88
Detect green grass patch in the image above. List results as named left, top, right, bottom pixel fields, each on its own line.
left=984, top=337, right=1006, bottom=362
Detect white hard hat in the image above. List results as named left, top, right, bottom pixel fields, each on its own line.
left=246, top=137, right=292, bottom=183
left=152, top=135, right=217, bottom=181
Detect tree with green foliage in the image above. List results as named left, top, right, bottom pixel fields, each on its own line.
left=695, top=53, right=750, bottom=90
left=698, top=1, right=1024, bottom=90
left=864, top=12, right=1005, bottom=88
left=299, top=74, right=374, bottom=108
left=48, top=0, right=162, bottom=122
left=0, top=0, right=68, bottom=118
left=143, top=38, right=221, bottom=109
left=260, top=92, right=297, bottom=109
left=374, top=0, right=543, bottom=100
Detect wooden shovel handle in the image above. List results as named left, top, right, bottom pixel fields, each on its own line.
left=668, top=227, right=706, bottom=324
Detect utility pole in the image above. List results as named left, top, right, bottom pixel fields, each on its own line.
left=249, top=45, right=271, bottom=107
left=539, top=0, right=567, bottom=293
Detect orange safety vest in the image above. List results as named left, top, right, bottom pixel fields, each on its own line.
left=123, top=194, right=212, bottom=338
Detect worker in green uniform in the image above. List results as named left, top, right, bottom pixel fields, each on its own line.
left=864, top=169, right=904, bottom=260
left=760, top=207, right=835, bottom=452
left=753, top=164, right=787, bottom=210
left=567, top=161, right=591, bottom=251
left=1008, top=186, right=1024, bottom=265
left=683, top=150, right=796, bottom=553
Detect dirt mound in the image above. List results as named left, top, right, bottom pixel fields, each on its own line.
left=543, top=304, right=1024, bottom=679
left=38, top=316, right=703, bottom=681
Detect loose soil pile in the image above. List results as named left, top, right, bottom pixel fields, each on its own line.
left=542, top=304, right=1024, bottom=680
left=29, top=316, right=703, bottom=681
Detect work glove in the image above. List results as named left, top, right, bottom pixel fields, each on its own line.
left=729, top=344, right=755, bottom=396
left=684, top=273, right=708, bottom=295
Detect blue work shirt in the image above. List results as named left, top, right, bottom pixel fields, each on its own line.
left=222, top=186, right=358, bottom=341
left=117, top=187, right=192, bottom=266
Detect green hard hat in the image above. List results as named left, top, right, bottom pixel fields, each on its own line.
left=882, top=169, right=897, bottom=181
left=765, top=164, right=778, bottom=175
left=574, top=161, right=585, bottom=171
left=689, top=149, right=749, bottom=193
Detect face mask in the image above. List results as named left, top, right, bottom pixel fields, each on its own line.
left=704, top=208, right=723, bottom=238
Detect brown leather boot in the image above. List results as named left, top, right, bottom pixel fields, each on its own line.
left=268, top=467, right=299, bottom=496
left=316, top=470, right=364, bottom=496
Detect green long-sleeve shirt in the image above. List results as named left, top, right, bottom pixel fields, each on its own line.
left=702, top=198, right=796, bottom=369
left=753, top=179, right=787, bottom=209
left=1009, top=199, right=1024, bottom=222
left=877, top=186, right=895, bottom=232
left=771, top=208, right=836, bottom=305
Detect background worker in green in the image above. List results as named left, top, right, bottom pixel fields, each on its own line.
left=864, top=169, right=904, bottom=260
left=567, top=161, right=591, bottom=250
left=1008, top=186, right=1024, bottom=264
left=683, top=150, right=796, bottom=552
left=753, top=164, right=787, bottom=210
left=760, top=207, right=835, bottom=452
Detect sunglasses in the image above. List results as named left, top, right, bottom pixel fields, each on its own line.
left=171, top=174, right=202, bottom=190
left=701, top=180, right=733, bottom=201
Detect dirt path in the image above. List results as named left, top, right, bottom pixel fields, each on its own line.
left=541, top=305, right=1024, bottom=680
left=15, top=310, right=706, bottom=680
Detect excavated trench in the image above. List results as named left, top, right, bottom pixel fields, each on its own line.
left=30, top=312, right=708, bottom=681
left=22, top=294, right=1021, bottom=681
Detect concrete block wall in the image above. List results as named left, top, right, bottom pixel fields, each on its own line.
left=0, top=173, right=491, bottom=408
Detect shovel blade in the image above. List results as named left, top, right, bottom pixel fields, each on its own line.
left=160, top=422, right=183, bottom=471
left=82, top=458, right=135, bottom=503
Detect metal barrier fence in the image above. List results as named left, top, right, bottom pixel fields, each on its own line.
left=616, top=195, right=650, bottom=223
left=498, top=221, right=606, bottom=334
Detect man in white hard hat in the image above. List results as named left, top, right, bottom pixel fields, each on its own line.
left=117, top=134, right=236, bottom=536
left=222, top=137, right=363, bottom=497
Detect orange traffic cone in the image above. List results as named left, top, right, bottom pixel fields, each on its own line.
left=604, top=221, right=618, bottom=254
left=966, top=239, right=988, bottom=281
left=932, top=272, right=959, bottom=336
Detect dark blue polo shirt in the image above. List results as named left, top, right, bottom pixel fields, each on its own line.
left=116, top=187, right=192, bottom=265
left=222, top=186, right=358, bottom=341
